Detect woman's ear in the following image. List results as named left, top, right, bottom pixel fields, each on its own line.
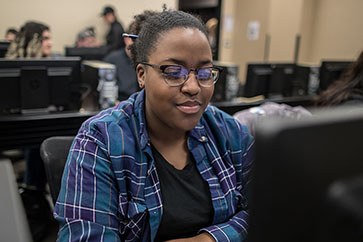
left=136, top=63, right=146, bottom=89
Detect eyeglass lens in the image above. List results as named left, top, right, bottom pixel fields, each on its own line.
left=163, top=66, right=213, bottom=80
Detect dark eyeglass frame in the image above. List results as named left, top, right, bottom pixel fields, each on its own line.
left=140, top=62, right=223, bottom=87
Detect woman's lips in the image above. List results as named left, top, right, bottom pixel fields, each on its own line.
left=176, top=101, right=201, bottom=114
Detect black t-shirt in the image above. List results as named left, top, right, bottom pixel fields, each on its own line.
left=151, top=145, right=214, bottom=242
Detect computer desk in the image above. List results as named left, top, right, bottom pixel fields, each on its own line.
left=211, top=95, right=315, bottom=115
left=0, top=95, right=315, bottom=151
left=0, top=111, right=97, bottom=151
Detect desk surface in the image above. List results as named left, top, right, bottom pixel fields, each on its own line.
left=0, top=111, right=97, bottom=151
left=212, top=95, right=315, bottom=115
left=0, top=95, right=315, bottom=151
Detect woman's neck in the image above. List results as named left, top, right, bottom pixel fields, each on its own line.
left=147, top=123, right=189, bottom=170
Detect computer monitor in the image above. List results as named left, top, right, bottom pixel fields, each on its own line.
left=248, top=107, right=363, bottom=242
left=0, top=57, right=82, bottom=114
left=319, top=60, right=353, bottom=92
left=65, top=46, right=108, bottom=61
left=243, top=63, right=297, bottom=98
left=0, top=41, right=11, bottom=58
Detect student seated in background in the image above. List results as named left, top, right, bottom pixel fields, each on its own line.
left=4, top=28, right=17, bottom=42
left=5, top=21, right=53, bottom=242
left=103, top=10, right=157, bottom=101
left=315, top=49, right=363, bottom=107
left=55, top=9, right=254, bottom=242
left=101, top=5, right=125, bottom=53
left=75, top=26, right=100, bottom=47
left=6, top=21, right=52, bottom=58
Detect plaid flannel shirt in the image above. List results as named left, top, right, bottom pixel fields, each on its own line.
left=54, top=89, right=254, bottom=241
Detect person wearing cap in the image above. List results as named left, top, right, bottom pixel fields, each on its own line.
left=101, top=5, right=125, bottom=53
left=75, top=27, right=100, bottom=47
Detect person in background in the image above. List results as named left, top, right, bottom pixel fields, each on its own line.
left=101, top=5, right=125, bottom=53
left=315, top=49, right=363, bottom=107
left=5, top=21, right=53, bottom=242
left=4, top=28, right=18, bottom=42
left=103, top=10, right=157, bottom=101
left=6, top=21, right=52, bottom=58
left=55, top=9, right=254, bottom=242
left=75, top=26, right=100, bottom=47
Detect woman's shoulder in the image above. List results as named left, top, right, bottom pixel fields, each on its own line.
left=203, top=105, right=250, bottom=138
left=80, top=93, right=141, bottom=135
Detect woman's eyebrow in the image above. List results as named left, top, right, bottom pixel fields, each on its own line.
left=163, top=58, right=213, bottom=66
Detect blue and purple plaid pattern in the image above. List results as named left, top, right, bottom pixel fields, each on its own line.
left=54, top=90, right=254, bottom=242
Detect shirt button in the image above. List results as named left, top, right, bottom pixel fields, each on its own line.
left=201, top=136, right=206, bottom=141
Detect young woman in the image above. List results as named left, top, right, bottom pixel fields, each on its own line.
left=6, top=21, right=52, bottom=58
left=55, top=10, right=254, bottom=242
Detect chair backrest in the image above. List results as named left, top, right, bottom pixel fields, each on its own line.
left=0, top=158, right=32, bottom=242
left=40, top=136, right=74, bottom=205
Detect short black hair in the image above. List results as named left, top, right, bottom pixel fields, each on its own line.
left=6, top=28, right=17, bottom=36
left=129, top=10, right=208, bottom=68
left=127, top=10, right=158, bottom=35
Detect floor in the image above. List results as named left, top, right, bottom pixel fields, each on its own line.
left=6, top=150, right=58, bottom=242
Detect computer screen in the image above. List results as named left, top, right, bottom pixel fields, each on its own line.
left=248, top=107, right=363, bottom=242
left=65, top=46, right=108, bottom=61
left=0, top=41, right=10, bottom=58
left=319, top=60, right=353, bottom=92
left=0, top=57, right=82, bottom=114
left=243, top=63, right=299, bottom=98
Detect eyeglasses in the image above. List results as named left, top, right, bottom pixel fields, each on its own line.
left=140, top=62, right=222, bottom=87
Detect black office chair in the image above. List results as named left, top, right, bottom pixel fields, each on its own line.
left=40, top=136, right=74, bottom=204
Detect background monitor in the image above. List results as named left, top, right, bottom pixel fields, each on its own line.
left=319, top=60, right=353, bottom=92
left=243, top=63, right=300, bottom=98
left=0, top=57, right=82, bottom=114
left=243, top=63, right=272, bottom=98
left=248, top=107, right=363, bottom=242
left=211, top=61, right=239, bottom=102
left=0, top=41, right=10, bottom=58
left=65, top=46, right=108, bottom=61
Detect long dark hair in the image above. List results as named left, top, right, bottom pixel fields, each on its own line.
left=315, top=50, right=363, bottom=106
left=5, top=21, right=49, bottom=58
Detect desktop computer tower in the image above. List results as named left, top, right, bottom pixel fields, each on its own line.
left=295, top=65, right=320, bottom=96
left=211, top=61, right=239, bottom=102
left=81, top=60, right=117, bottom=110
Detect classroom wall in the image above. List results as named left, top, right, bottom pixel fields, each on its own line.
left=2, top=0, right=363, bottom=85
left=227, top=0, right=270, bottom=83
left=219, top=0, right=363, bottom=84
left=307, top=0, right=363, bottom=62
left=267, top=0, right=304, bottom=62
left=0, top=0, right=177, bottom=54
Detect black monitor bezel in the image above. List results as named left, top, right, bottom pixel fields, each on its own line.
left=244, top=62, right=298, bottom=98
left=0, top=57, right=81, bottom=113
left=248, top=107, right=363, bottom=242
left=318, top=60, right=353, bottom=92
left=64, top=46, right=108, bottom=61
